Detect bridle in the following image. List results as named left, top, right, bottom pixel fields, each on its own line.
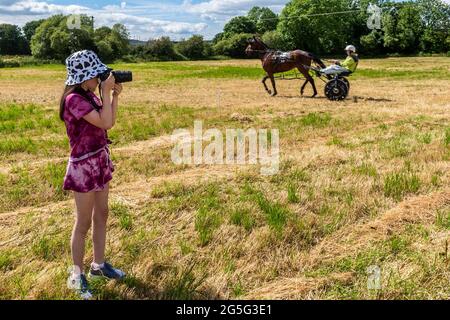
left=246, top=41, right=277, bottom=57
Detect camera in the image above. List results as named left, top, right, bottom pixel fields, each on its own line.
left=99, top=68, right=133, bottom=83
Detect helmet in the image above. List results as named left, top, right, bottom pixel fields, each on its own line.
left=65, top=50, right=109, bottom=86
left=345, top=45, right=356, bottom=52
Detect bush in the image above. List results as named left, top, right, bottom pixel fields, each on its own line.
left=261, top=30, right=291, bottom=51
left=96, top=40, right=114, bottom=62
left=213, top=33, right=253, bottom=58
left=31, top=14, right=96, bottom=60
left=202, top=42, right=213, bottom=58
left=175, top=35, right=206, bottom=60
left=0, top=56, right=59, bottom=68
left=2, top=60, right=20, bottom=68
left=118, top=55, right=138, bottom=63
left=143, top=37, right=183, bottom=61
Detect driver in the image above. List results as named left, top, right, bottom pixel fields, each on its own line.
left=320, top=45, right=359, bottom=75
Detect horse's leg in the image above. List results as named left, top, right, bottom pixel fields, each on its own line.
left=300, top=80, right=308, bottom=96
left=269, top=74, right=277, bottom=97
left=262, top=75, right=271, bottom=94
left=297, top=67, right=317, bottom=98
left=309, top=76, right=318, bottom=98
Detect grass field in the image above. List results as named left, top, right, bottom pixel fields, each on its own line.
left=0, top=57, right=449, bottom=299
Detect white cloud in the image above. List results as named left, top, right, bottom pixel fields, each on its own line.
left=94, top=12, right=207, bottom=35
left=0, top=0, right=19, bottom=5
left=0, top=0, right=209, bottom=39
left=0, top=0, right=86, bottom=15
left=183, top=0, right=286, bottom=16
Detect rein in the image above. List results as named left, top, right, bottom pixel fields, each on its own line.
left=247, top=48, right=271, bottom=54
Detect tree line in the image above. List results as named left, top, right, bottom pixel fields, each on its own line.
left=0, top=0, right=449, bottom=64
left=211, top=0, right=450, bottom=57
left=0, top=14, right=129, bottom=63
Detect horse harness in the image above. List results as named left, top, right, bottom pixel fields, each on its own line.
left=271, top=51, right=294, bottom=64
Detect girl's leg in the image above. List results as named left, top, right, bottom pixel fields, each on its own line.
left=92, top=183, right=109, bottom=265
left=72, top=191, right=95, bottom=273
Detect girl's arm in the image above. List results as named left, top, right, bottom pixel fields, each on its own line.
left=111, top=83, right=122, bottom=126
left=83, top=74, right=115, bottom=130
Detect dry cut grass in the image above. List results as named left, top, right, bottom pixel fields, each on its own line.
left=0, top=57, right=449, bottom=299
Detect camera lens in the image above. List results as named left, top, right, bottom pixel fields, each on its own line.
left=112, top=71, right=133, bottom=83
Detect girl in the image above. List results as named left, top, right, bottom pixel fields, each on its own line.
left=60, top=50, right=125, bottom=299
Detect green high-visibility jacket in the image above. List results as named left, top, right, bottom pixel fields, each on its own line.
left=341, top=54, right=359, bottom=73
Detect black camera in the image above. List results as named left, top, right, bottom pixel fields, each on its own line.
left=99, top=69, right=133, bottom=83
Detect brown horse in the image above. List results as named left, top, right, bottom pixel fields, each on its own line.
left=245, top=36, right=327, bottom=97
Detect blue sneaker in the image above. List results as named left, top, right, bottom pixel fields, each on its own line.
left=67, top=273, right=93, bottom=300
left=89, top=262, right=125, bottom=280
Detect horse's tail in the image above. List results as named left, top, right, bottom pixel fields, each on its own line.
left=309, top=53, right=326, bottom=69
left=308, top=53, right=331, bottom=79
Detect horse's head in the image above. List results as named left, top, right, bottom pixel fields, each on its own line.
left=245, top=36, right=268, bottom=56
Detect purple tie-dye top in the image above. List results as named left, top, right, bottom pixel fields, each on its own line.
left=63, top=91, right=108, bottom=158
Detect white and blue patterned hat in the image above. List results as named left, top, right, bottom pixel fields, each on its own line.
left=65, top=50, right=109, bottom=85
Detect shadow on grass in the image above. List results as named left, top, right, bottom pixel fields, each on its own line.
left=91, top=260, right=220, bottom=300
left=353, top=96, right=394, bottom=102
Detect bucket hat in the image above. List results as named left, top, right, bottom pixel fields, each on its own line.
left=65, top=50, right=109, bottom=85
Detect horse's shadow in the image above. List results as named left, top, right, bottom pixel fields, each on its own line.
left=274, top=94, right=327, bottom=99
left=354, top=96, right=393, bottom=102
left=269, top=94, right=394, bottom=102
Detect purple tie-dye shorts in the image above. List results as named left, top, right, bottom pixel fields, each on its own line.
left=63, top=146, right=114, bottom=193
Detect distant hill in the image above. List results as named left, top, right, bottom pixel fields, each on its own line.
left=129, top=39, right=147, bottom=47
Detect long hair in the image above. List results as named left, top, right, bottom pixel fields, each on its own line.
left=59, top=84, right=102, bottom=121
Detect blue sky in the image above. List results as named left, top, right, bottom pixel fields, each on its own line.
left=0, top=0, right=289, bottom=40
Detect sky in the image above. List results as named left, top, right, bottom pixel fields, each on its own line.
left=0, top=0, right=289, bottom=40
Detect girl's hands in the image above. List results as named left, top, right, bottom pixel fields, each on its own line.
left=101, top=73, right=115, bottom=93
left=113, top=83, right=123, bottom=97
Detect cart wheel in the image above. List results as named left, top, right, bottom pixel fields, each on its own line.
left=341, top=77, right=350, bottom=91
left=325, top=79, right=348, bottom=101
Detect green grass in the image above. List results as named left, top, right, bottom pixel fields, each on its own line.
left=254, top=190, right=289, bottom=234
left=381, top=135, right=416, bottom=158
left=354, top=68, right=450, bottom=80
left=445, top=128, right=450, bottom=146
left=0, top=137, right=38, bottom=155
left=388, top=235, right=410, bottom=255
left=435, top=209, right=450, bottom=230
left=0, top=251, right=15, bottom=271
left=194, top=185, right=223, bottom=246
left=3, top=57, right=450, bottom=82
left=0, top=162, right=69, bottom=213
left=162, top=262, right=207, bottom=300
left=172, top=66, right=263, bottom=79
left=119, top=214, right=133, bottom=231
left=384, top=170, right=421, bottom=201
left=31, top=234, right=68, bottom=261
left=287, top=183, right=300, bottom=203
left=110, top=202, right=133, bottom=230
left=300, top=112, right=332, bottom=128
left=230, top=208, right=255, bottom=231
left=353, top=163, right=378, bottom=177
